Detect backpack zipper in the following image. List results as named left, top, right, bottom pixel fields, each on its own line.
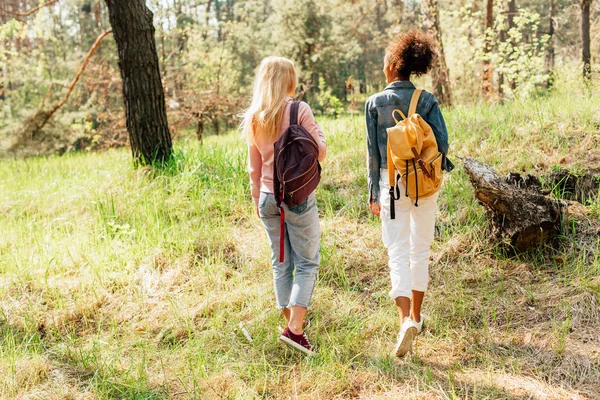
left=288, top=168, right=319, bottom=196
left=282, top=161, right=317, bottom=184
left=276, top=137, right=319, bottom=180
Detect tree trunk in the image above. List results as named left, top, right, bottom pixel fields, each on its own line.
left=463, top=157, right=564, bottom=252
left=498, top=1, right=507, bottom=99
left=421, top=0, right=453, bottom=106
left=545, top=0, right=555, bottom=88
left=507, top=0, right=516, bottom=33
left=482, top=0, right=494, bottom=100
left=507, top=0, right=516, bottom=91
left=104, top=0, right=172, bottom=164
left=581, top=0, right=591, bottom=83
left=196, top=116, right=204, bottom=143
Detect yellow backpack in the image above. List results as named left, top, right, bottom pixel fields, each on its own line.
left=386, top=89, right=443, bottom=218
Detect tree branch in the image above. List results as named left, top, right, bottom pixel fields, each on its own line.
left=0, top=0, right=60, bottom=20
left=39, top=82, right=69, bottom=110
left=32, top=30, right=112, bottom=137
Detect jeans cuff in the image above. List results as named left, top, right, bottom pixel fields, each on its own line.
left=287, top=302, right=310, bottom=310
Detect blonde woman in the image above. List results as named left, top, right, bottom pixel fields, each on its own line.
left=243, top=56, right=326, bottom=355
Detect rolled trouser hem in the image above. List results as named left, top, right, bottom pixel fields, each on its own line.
left=411, top=284, right=428, bottom=293
left=389, top=289, right=412, bottom=300
left=276, top=303, right=311, bottom=310
left=287, top=302, right=311, bottom=309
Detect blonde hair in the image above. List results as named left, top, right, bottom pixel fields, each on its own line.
left=242, top=56, right=298, bottom=142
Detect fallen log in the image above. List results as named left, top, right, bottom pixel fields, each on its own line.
left=545, top=168, right=600, bottom=204
left=462, top=157, right=565, bottom=252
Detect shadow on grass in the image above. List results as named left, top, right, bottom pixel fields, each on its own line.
left=480, top=341, right=600, bottom=399
left=369, top=338, right=599, bottom=399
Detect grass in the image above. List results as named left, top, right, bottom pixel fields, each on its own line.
left=1, top=90, right=599, bottom=399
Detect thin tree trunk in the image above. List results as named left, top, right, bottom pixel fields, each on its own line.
left=421, top=0, right=453, bottom=106
left=581, top=0, right=591, bottom=83
left=507, top=0, right=516, bottom=90
left=104, top=0, right=172, bottom=164
left=507, top=0, right=516, bottom=32
left=498, top=1, right=506, bottom=100
left=1, top=53, right=9, bottom=117
left=545, top=0, right=555, bottom=88
left=482, top=0, right=494, bottom=100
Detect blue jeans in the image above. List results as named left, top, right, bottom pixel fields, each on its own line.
left=258, top=192, right=320, bottom=309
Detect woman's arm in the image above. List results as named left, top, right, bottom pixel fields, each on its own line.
left=425, top=97, right=455, bottom=172
left=366, top=99, right=381, bottom=205
left=298, top=102, right=327, bottom=162
left=248, top=141, right=262, bottom=207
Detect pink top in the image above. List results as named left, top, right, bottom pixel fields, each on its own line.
left=248, top=98, right=327, bottom=206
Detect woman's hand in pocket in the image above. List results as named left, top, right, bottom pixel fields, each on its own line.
left=370, top=202, right=381, bottom=217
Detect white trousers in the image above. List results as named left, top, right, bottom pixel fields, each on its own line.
left=379, top=169, right=439, bottom=300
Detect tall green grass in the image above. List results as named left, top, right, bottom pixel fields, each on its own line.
left=1, top=91, right=599, bottom=399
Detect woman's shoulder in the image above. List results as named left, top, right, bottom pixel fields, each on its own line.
left=296, top=100, right=317, bottom=119
left=415, top=90, right=440, bottom=115
left=296, top=100, right=313, bottom=112
left=417, top=89, right=437, bottom=104
left=366, top=90, right=392, bottom=107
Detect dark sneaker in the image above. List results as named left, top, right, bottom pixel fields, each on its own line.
left=279, top=327, right=316, bottom=355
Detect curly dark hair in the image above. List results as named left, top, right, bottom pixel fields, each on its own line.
left=386, top=30, right=436, bottom=77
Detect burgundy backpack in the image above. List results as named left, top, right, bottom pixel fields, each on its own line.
left=273, top=101, right=321, bottom=262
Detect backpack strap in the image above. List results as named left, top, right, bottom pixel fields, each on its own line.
left=392, top=109, right=407, bottom=124
left=408, top=89, right=423, bottom=116
left=279, top=207, right=285, bottom=262
left=289, top=101, right=300, bottom=126
left=387, top=138, right=396, bottom=219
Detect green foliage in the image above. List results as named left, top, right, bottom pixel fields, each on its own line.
left=494, top=9, right=550, bottom=98
left=316, top=77, right=344, bottom=117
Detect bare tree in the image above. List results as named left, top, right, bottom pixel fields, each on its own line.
left=421, top=0, right=453, bottom=106
left=104, top=0, right=172, bottom=164
left=0, top=0, right=59, bottom=21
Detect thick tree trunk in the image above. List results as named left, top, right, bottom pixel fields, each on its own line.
left=482, top=0, right=494, bottom=100
left=104, top=0, right=172, bottom=164
left=581, top=0, right=591, bottom=83
left=463, top=157, right=564, bottom=251
left=421, top=0, right=453, bottom=106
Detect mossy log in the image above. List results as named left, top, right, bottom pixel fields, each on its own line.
left=462, top=157, right=565, bottom=251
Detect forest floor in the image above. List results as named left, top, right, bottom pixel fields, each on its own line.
left=1, top=92, right=600, bottom=399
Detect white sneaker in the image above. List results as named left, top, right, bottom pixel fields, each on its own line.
left=392, top=318, right=419, bottom=358
left=413, top=314, right=425, bottom=335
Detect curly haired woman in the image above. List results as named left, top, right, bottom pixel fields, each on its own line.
left=365, top=30, right=454, bottom=357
